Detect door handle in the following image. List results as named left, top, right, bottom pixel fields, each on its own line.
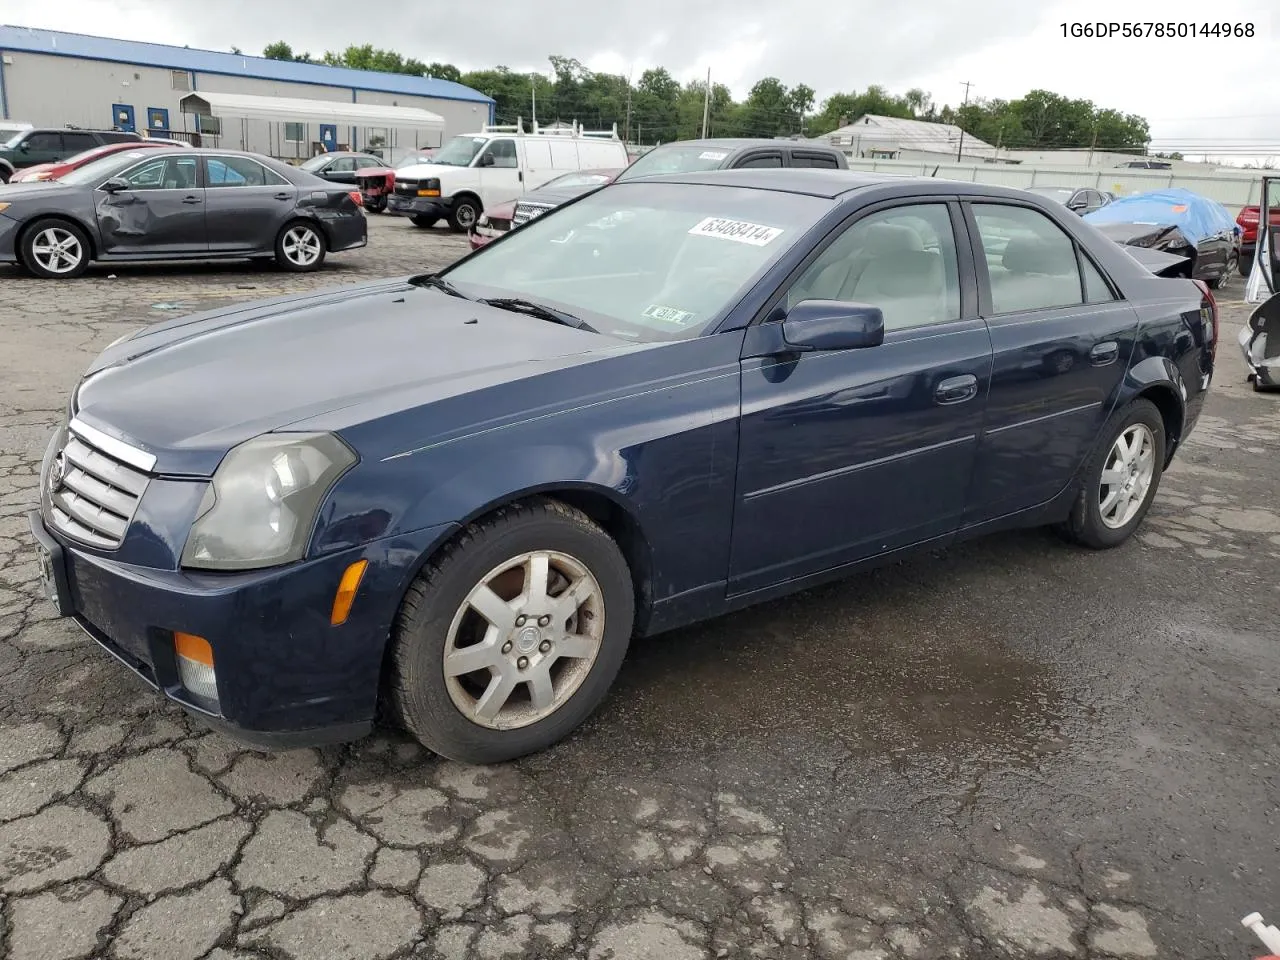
left=1089, top=341, right=1119, bottom=365
left=273, top=192, right=291, bottom=200
left=934, top=374, right=978, bottom=405
left=181, top=196, right=202, bottom=204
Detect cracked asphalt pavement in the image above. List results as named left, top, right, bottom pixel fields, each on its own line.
left=1, top=215, right=1278, bottom=960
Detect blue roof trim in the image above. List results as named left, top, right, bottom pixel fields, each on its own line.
left=0, top=25, right=495, bottom=106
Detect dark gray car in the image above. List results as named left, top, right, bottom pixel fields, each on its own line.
left=614, top=138, right=849, bottom=182
left=0, top=147, right=367, bottom=279
left=1026, top=185, right=1111, bottom=216
left=298, top=151, right=386, bottom=184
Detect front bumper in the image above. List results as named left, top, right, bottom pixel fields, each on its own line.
left=386, top=194, right=450, bottom=218
left=1239, top=324, right=1277, bottom=387
left=28, top=506, right=455, bottom=749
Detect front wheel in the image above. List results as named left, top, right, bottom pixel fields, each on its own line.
left=1057, top=398, right=1166, bottom=549
left=410, top=214, right=439, bottom=229
left=274, top=221, right=326, bottom=272
left=389, top=499, right=635, bottom=764
left=447, top=197, right=481, bottom=233
left=21, top=218, right=91, bottom=279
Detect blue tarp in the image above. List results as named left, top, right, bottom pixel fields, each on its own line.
left=1083, top=188, right=1239, bottom=246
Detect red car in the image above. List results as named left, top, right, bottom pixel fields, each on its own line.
left=1236, top=200, right=1280, bottom=277
left=356, top=150, right=436, bottom=213
left=12, top=139, right=185, bottom=183
left=467, top=168, right=622, bottom=250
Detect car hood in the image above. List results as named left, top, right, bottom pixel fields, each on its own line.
left=73, top=278, right=637, bottom=476
left=0, top=180, right=77, bottom=202
left=521, top=186, right=589, bottom=207
left=394, top=161, right=469, bottom=179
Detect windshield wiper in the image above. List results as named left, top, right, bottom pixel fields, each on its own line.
left=479, top=297, right=597, bottom=333
left=411, top=274, right=469, bottom=298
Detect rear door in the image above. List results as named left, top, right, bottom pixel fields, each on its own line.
left=202, top=155, right=296, bottom=252
left=730, top=198, right=993, bottom=594
left=960, top=199, right=1140, bottom=526
left=95, top=153, right=207, bottom=255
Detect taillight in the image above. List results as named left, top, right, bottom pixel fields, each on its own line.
left=348, top=190, right=361, bottom=206
left=1192, top=278, right=1218, bottom=350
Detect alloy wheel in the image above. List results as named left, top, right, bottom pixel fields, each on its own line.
left=30, top=227, right=84, bottom=275
left=1098, top=423, right=1156, bottom=529
left=282, top=225, right=322, bottom=266
left=443, top=549, right=605, bottom=730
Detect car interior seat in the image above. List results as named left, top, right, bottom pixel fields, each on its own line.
left=994, top=237, right=1082, bottom=312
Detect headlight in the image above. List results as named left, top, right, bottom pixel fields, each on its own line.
left=181, top=432, right=357, bottom=571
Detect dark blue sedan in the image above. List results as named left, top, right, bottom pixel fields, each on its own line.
left=27, top=170, right=1218, bottom=763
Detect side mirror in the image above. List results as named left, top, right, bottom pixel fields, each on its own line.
left=17, top=141, right=30, bottom=153
left=99, top=177, right=130, bottom=193
left=781, top=299, right=884, bottom=351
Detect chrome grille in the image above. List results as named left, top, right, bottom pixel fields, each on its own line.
left=512, top=201, right=554, bottom=227
left=46, top=424, right=151, bottom=550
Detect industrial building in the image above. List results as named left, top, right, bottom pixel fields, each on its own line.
left=0, top=25, right=495, bottom=160
left=813, top=114, right=999, bottom=164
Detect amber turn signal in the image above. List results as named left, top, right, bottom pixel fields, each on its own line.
left=331, top=559, right=369, bottom=625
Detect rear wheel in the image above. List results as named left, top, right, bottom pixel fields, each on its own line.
left=274, top=221, right=326, bottom=272
left=410, top=214, right=439, bottom=229
left=1057, top=398, right=1166, bottom=549
left=21, top=218, right=90, bottom=279
left=389, top=499, right=635, bottom=764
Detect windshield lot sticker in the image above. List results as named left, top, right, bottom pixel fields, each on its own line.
left=642, top=304, right=698, bottom=326
left=688, top=217, right=783, bottom=246
left=698, top=150, right=729, bottom=160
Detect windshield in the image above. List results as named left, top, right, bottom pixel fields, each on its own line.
left=540, top=170, right=615, bottom=190
left=58, top=151, right=151, bottom=186
left=1028, top=187, right=1075, bottom=202
left=431, top=135, right=488, bottom=167
left=440, top=181, right=827, bottom=343
left=298, top=155, right=330, bottom=172
left=396, top=152, right=433, bottom=169
left=614, top=144, right=735, bottom=182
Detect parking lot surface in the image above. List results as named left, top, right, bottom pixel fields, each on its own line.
left=0, top=215, right=1278, bottom=960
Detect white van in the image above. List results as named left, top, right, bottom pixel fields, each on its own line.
left=386, top=119, right=629, bottom=232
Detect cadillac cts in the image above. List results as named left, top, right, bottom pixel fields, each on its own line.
left=28, top=170, right=1217, bottom=763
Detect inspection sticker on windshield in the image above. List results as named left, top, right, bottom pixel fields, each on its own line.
left=698, top=150, right=729, bottom=160
left=642, top=304, right=698, bottom=326
left=688, top=217, right=783, bottom=246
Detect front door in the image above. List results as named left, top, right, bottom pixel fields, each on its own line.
left=475, top=137, right=521, bottom=208
left=960, top=200, right=1140, bottom=526
left=94, top=153, right=207, bottom=255
left=729, top=199, right=994, bottom=595
left=111, top=104, right=136, bottom=133
left=15, top=131, right=63, bottom=168
left=202, top=155, right=296, bottom=252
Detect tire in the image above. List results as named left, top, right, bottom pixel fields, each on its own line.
left=1239, top=252, right=1254, bottom=277
left=364, top=196, right=387, bottom=214
left=410, top=214, right=439, bottom=229
left=389, top=498, right=636, bottom=764
left=274, top=220, right=326, bottom=272
left=0, top=165, right=11, bottom=184
left=447, top=195, right=481, bottom=233
left=1057, top=398, right=1166, bottom=549
left=20, top=218, right=91, bottom=279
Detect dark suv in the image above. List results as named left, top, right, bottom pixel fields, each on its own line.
left=0, top=128, right=144, bottom=182
left=614, top=137, right=849, bottom=181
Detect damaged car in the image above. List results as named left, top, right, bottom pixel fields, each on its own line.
left=1083, top=187, right=1240, bottom=288
left=0, top=147, right=366, bottom=278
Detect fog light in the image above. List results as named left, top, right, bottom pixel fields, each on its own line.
left=174, top=631, right=218, bottom=702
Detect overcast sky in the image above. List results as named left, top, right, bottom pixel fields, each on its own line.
left=19, top=0, right=1279, bottom=160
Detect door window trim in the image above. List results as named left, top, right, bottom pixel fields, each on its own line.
left=747, top=195, right=978, bottom=329
left=734, top=151, right=784, bottom=169
left=959, top=198, right=1126, bottom=319
left=787, top=150, right=841, bottom=169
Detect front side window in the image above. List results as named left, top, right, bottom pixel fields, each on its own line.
left=118, top=156, right=197, bottom=190
left=441, top=181, right=828, bottom=343
left=328, top=156, right=357, bottom=173
left=206, top=156, right=285, bottom=187
left=972, top=203, right=1086, bottom=314
left=480, top=139, right=518, bottom=169
left=23, top=133, right=61, bottom=152
left=785, top=204, right=962, bottom=331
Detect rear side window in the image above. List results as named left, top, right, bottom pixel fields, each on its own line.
left=206, top=156, right=287, bottom=187
left=971, top=204, right=1088, bottom=314
left=1081, top=254, right=1118, bottom=303
left=63, top=133, right=97, bottom=152
left=790, top=152, right=839, bottom=169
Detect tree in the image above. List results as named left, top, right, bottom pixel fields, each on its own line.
left=262, top=41, right=294, bottom=60
left=426, top=62, right=462, bottom=83
left=322, top=44, right=427, bottom=76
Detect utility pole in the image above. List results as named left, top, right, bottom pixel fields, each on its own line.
left=1087, top=122, right=1099, bottom=166
left=531, top=78, right=537, bottom=129
left=956, top=80, right=972, bottom=161
left=701, top=68, right=711, bottom=138
left=625, top=87, right=632, bottom=143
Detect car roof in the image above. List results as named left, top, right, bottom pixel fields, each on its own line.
left=652, top=137, right=839, bottom=152
left=630, top=168, right=1062, bottom=203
